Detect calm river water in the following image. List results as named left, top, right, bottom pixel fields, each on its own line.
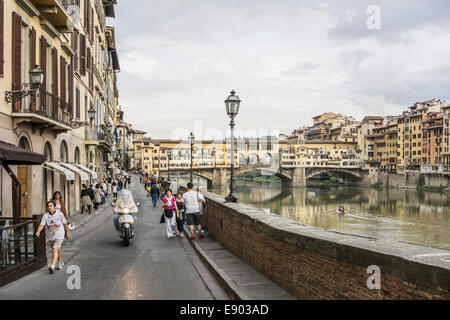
left=168, top=175, right=450, bottom=250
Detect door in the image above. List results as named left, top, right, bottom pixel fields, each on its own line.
left=17, top=165, right=28, bottom=217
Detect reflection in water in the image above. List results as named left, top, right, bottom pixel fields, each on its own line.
left=165, top=174, right=450, bottom=250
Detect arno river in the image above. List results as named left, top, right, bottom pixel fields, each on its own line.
left=170, top=175, right=450, bottom=250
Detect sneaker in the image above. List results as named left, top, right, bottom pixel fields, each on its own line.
left=199, top=235, right=204, bottom=240
left=56, top=261, right=64, bottom=270
left=48, top=265, right=55, bottom=274
left=190, top=235, right=195, bottom=241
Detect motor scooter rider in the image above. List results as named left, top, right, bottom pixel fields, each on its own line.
left=113, top=190, right=138, bottom=233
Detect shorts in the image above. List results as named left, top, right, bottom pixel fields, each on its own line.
left=47, top=239, right=64, bottom=250
left=186, top=212, right=201, bottom=226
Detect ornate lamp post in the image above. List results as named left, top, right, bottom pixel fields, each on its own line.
left=88, top=106, right=96, bottom=123
left=189, top=132, right=195, bottom=183
left=5, top=65, right=44, bottom=103
left=224, top=90, right=241, bottom=203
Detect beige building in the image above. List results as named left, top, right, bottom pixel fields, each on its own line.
left=0, top=0, right=119, bottom=218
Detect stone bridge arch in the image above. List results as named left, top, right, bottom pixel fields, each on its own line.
left=306, top=168, right=363, bottom=183
left=248, top=153, right=259, bottom=165
left=162, top=170, right=214, bottom=186
left=235, top=165, right=293, bottom=187
left=260, top=153, right=272, bottom=166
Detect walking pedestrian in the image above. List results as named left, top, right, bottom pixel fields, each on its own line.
left=81, top=184, right=92, bottom=214
left=170, top=179, right=179, bottom=196
left=162, top=189, right=179, bottom=239
left=196, top=186, right=206, bottom=233
left=175, top=191, right=185, bottom=237
left=112, top=182, right=118, bottom=201
left=35, top=200, right=71, bottom=274
left=94, top=185, right=102, bottom=210
left=150, top=182, right=160, bottom=206
left=89, top=184, right=96, bottom=210
left=182, top=182, right=206, bottom=241
left=51, top=191, right=69, bottom=221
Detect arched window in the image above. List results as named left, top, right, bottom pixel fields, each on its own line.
left=74, top=147, right=80, bottom=164
left=18, top=136, right=31, bottom=151
left=60, top=141, right=68, bottom=163
left=44, top=142, right=53, bottom=161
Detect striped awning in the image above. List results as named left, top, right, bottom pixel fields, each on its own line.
left=44, top=162, right=75, bottom=181
left=60, top=163, right=89, bottom=181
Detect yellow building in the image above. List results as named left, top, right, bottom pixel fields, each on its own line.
left=366, top=122, right=398, bottom=172
left=293, top=141, right=360, bottom=167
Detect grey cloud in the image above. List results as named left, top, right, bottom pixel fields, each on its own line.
left=111, top=1, right=450, bottom=138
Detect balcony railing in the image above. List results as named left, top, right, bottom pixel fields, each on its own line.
left=0, top=215, right=47, bottom=287
left=12, top=87, right=73, bottom=130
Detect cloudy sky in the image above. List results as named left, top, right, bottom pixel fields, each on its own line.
left=108, top=0, right=450, bottom=139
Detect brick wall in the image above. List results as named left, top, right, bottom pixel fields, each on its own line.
left=202, top=192, right=450, bottom=300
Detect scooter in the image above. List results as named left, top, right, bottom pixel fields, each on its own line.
left=112, top=201, right=140, bottom=246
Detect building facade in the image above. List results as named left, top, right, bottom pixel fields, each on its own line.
left=0, top=0, right=120, bottom=218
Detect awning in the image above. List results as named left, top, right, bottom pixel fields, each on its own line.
left=0, top=140, right=46, bottom=165
left=60, top=163, right=89, bottom=181
left=44, top=162, right=75, bottom=181
left=75, top=164, right=98, bottom=179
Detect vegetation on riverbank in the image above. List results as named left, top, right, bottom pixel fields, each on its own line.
left=235, top=172, right=281, bottom=185
left=370, top=182, right=384, bottom=189
left=417, top=185, right=448, bottom=192
left=306, top=179, right=346, bottom=187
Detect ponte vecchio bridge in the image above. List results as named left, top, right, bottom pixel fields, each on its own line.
left=141, top=138, right=366, bottom=187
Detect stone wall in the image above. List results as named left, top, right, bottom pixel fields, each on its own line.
left=202, top=191, right=450, bottom=300
left=377, top=172, right=450, bottom=189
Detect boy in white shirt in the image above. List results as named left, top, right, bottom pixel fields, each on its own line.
left=35, top=200, right=71, bottom=273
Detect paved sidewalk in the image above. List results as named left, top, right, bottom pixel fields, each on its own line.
left=45, top=195, right=115, bottom=264
left=0, top=181, right=227, bottom=300
left=183, top=227, right=296, bottom=300
left=68, top=196, right=114, bottom=231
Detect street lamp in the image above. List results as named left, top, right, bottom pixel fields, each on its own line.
left=5, top=65, right=44, bottom=103
left=189, top=132, right=195, bottom=183
left=224, top=90, right=241, bottom=203
left=88, top=106, right=96, bottom=122
left=29, top=65, right=45, bottom=87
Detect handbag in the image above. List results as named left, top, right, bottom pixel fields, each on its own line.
left=160, top=213, right=165, bottom=224
left=164, top=209, right=173, bottom=218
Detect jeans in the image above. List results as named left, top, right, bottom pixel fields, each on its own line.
left=152, top=194, right=158, bottom=206
left=176, top=213, right=185, bottom=232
